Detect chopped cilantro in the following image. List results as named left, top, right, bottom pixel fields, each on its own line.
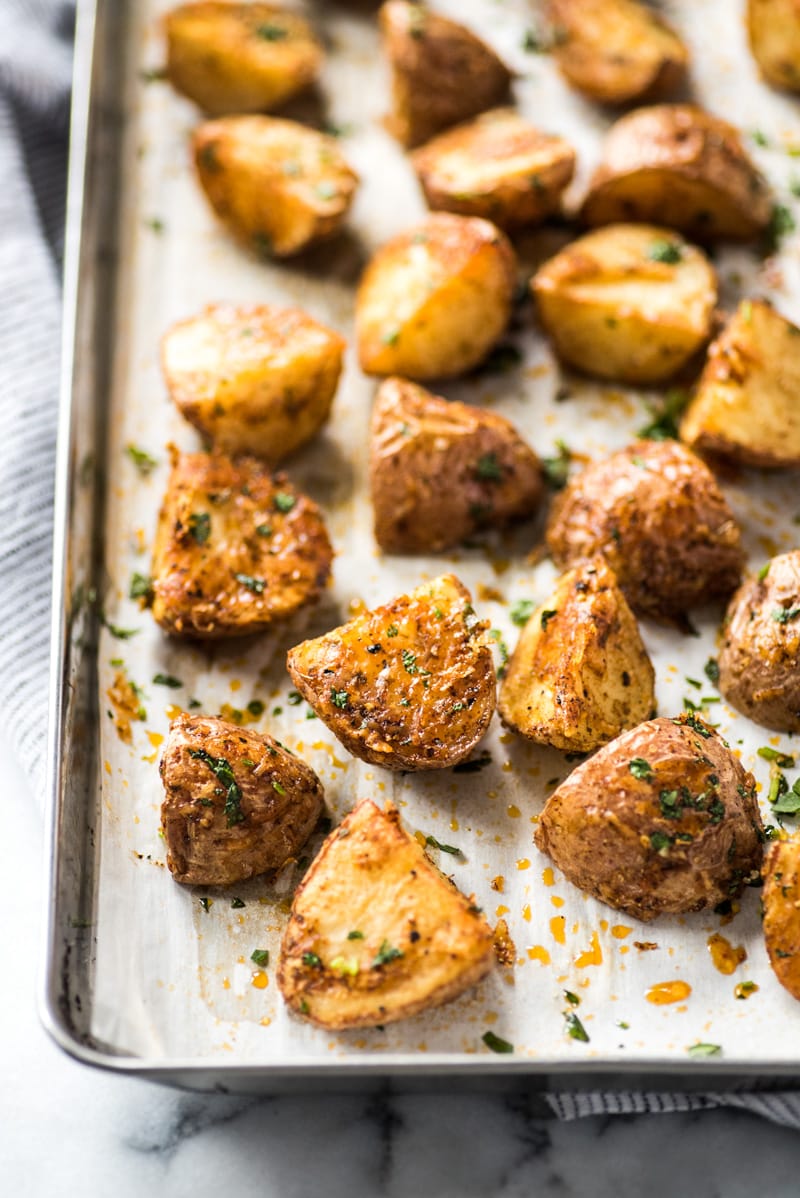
left=563, top=990, right=580, bottom=1006
left=687, top=1042, right=721, bottom=1058
left=773, top=606, right=800, bottom=624
left=758, top=746, right=795, bottom=767
left=372, top=940, right=403, bottom=968
left=247, top=699, right=264, bottom=717
left=565, top=1011, right=589, bottom=1042
left=476, top=452, right=503, bottom=481
left=255, top=23, right=288, bottom=40
left=704, top=657, right=720, bottom=685
left=650, top=831, right=672, bottom=855
left=125, top=444, right=158, bottom=475
left=540, top=609, right=558, bottom=630
left=386, top=624, right=399, bottom=637
left=187, top=512, right=210, bottom=544
left=188, top=748, right=243, bottom=826
left=542, top=440, right=571, bottom=489
left=482, top=1030, right=514, bottom=1054
left=250, top=948, right=269, bottom=965
left=199, top=897, right=212, bottom=913
left=302, top=952, right=323, bottom=968
left=235, top=572, right=266, bottom=594
left=629, top=757, right=653, bottom=780
left=330, top=688, right=349, bottom=709
left=273, top=492, right=296, bottom=513
left=152, top=673, right=182, bottom=688
left=638, top=389, right=690, bottom=441
left=647, top=239, right=683, bottom=264
left=425, top=834, right=462, bottom=856
left=510, top=598, right=536, bottom=627
left=347, top=930, right=364, bottom=940
left=256, top=523, right=273, bottom=537
left=129, top=572, right=153, bottom=602
left=231, top=897, right=246, bottom=909
left=287, top=691, right=303, bottom=706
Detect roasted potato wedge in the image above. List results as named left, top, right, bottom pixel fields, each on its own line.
left=748, top=0, right=800, bottom=92
left=165, top=2, right=323, bottom=116
left=411, top=108, right=576, bottom=230
left=278, top=799, right=495, bottom=1029
left=535, top=714, right=764, bottom=922
left=356, top=213, right=516, bottom=379
left=547, top=0, right=689, bottom=105
left=286, top=574, right=496, bottom=771
left=151, top=450, right=333, bottom=639
left=580, top=105, right=772, bottom=242
left=718, top=551, right=800, bottom=733
left=762, top=838, right=800, bottom=1000
left=380, top=1, right=511, bottom=149
left=680, top=300, right=800, bottom=467
left=531, top=224, right=717, bottom=384
left=498, top=558, right=656, bottom=753
left=193, top=116, right=359, bottom=257
left=545, top=439, right=744, bottom=622
left=160, top=714, right=324, bottom=885
left=161, top=303, right=345, bottom=464
left=369, top=377, right=544, bottom=553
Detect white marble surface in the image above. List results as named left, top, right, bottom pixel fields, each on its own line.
left=3, top=738, right=800, bottom=1193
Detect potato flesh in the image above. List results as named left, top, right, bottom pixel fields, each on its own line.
left=411, top=109, right=576, bottom=229
left=680, top=300, right=800, bottom=467
left=535, top=716, right=763, bottom=922
left=498, top=558, right=656, bottom=752
left=380, top=1, right=511, bottom=148
left=286, top=574, right=496, bottom=770
left=763, top=839, right=800, bottom=1000
left=580, top=105, right=772, bottom=241
left=356, top=213, right=516, bottom=379
left=151, top=451, right=333, bottom=638
left=545, top=438, right=744, bottom=621
left=160, top=714, right=324, bottom=886
left=718, top=551, right=800, bottom=733
left=277, top=800, right=495, bottom=1029
left=193, top=116, right=358, bottom=257
left=532, top=223, right=717, bottom=383
left=161, top=303, right=344, bottom=463
left=369, top=376, right=543, bottom=552
left=549, top=0, right=688, bottom=104
left=165, top=2, right=323, bottom=116
left=748, top=0, right=800, bottom=91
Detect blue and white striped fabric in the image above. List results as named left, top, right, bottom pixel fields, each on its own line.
left=2, top=0, right=799, bottom=1129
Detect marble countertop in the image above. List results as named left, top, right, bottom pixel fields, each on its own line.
left=5, top=735, right=800, bottom=1195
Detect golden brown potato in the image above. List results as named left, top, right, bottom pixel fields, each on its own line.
left=748, top=0, right=800, bottom=91
left=680, top=300, right=800, bottom=468
left=160, top=714, right=324, bottom=885
left=165, top=2, right=323, bottom=116
left=278, top=799, right=495, bottom=1029
left=545, top=439, right=744, bottom=622
left=369, top=377, right=544, bottom=553
left=355, top=213, right=516, bottom=380
left=718, top=551, right=800, bottom=733
left=410, top=108, right=576, bottom=230
left=161, top=303, right=345, bottom=464
left=762, top=838, right=800, bottom=1000
left=151, top=449, right=333, bottom=639
left=535, top=714, right=764, bottom=922
left=580, top=105, right=772, bottom=242
left=498, top=558, right=656, bottom=753
left=193, top=116, right=358, bottom=257
left=547, top=0, right=689, bottom=105
left=380, top=1, right=511, bottom=149
left=531, top=224, right=717, bottom=384
left=286, top=574, right=496, bottom=771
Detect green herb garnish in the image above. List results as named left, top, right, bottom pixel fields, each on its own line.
left=565, top=1011, right=589, bottom=1042
left=629, top=757, right=653, bottom=780
left=687, top=1042, right=721, bottom=1058
left=187, top=511, right=211, bottom=544
left=125, top=444, right=158, bottom=475
left=510, top=599, right=536, bottom=627
left=302, top=952, right=323, bottom=968
left=482, top=1030, right=514, bottom=1054
left=542, top=440, right=571, bottom=489
left=153, top=673, right=182, bottom=688
left=188, top=748, right=243, bottom=826
left=330, top=688, right=349, bottom=709
left=129, top=572, right=153, bottom=602
left=251, top=948, right=269, bottom=965
left=235, top=572, right=266, bottom=594
left=638, top=389, right=690, bottom=441
left=647, top=239, right=683, bottom=264
left=372, top=941, right=403, bottom=968
left=273, top=492, right=296, bottom=514
left=425, top=835, right=462, bottom=856
left=476, top=452, right=503, bottom=482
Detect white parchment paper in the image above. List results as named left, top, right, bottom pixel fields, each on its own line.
left=91, top=0, right=800, bottom=1066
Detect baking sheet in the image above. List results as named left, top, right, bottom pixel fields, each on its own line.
left=89, top=0, right=800, bottom=1068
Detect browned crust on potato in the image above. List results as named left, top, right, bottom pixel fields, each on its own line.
left=160, top=303, right=345, bottom=464
left=498, top=557, right=656, bottom=752
left=355, top=213, right=517, bottom=380
left=547, top=0, right=689, bottom=105
left=160, top=714, right=324, bottom=885
left=193, top=116, right=358, bottom=257
left=165, top=2, right=323, bottom=116
left=747, top=0, right=800, bottom=92
left=534, top=715, right=764, bottom=922
left=380, top=1, right=512, bottom=148
left=545, top=439, right=744, bottom=622
left=286, top=574, right=496, bottom=771
left=411, top=108, right=575, bottom=230
left=680, top=300, right=800, bottom=468
left=277, top=799, right=495, bottom=1028
left=762, top=838, right=800, bottom=1000
left=151, top=450, right=333, bottom=639
left=369, top=377, right=543, bottom=553
left=580, top=105, right=772, bottom=241
left=718, top=551, right=800, bottom=733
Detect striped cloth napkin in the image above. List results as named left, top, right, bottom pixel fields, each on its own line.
left=3, top=0, right=799, bottom=1128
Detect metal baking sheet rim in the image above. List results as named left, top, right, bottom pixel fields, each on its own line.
left=39, top=0, right=800, bottom=1093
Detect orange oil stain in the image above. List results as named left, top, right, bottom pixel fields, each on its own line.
left=542, top=867, right=555, bottom=887
left=251, top=971, right=269, bottom=990
left=507, top=804, right=521, bottom=818
left=516, top=858, right=531, bottom=870
left=527, top=945, right=551, bottom=964
left=502, top=762, right=513, bottom=773
left=348, top=597, right=366, bottom=615
left=229, top=679, right=241, bottom=693
left=222, top=977, right=230, bottom=991
left=550, top=915, right=566, bottom=945
left=600, top=919, right=608, bottom=932
left=496, top=905, right=510, bottom=916
left=491, top=875, right=505, bottom=893
left=141, top=750, right=159, bottom=764
left=574, top=931, right=603, bottom=969
left=147, top=731, right=164, bottom=748
left=612, top=924, right=632, bottom=939
left=166, top=704, right=183, bottom=721
left=551, top=895, right=565, bottom=909
left=646, top=980, right=692, bottom=1005
left=311, top=741, right=348, bottom=769
left=707, top=933, right=747, bottom=975
left=522, top=904, right=531, bottom=922
left=104, top=760, right=112, bottom=775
